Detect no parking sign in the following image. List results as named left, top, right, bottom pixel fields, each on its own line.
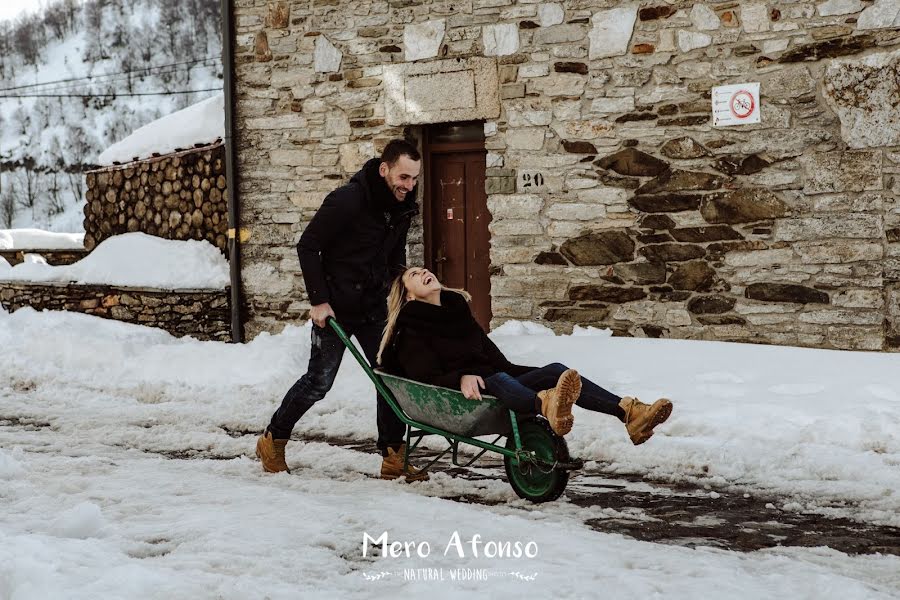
left=712, top=82, right=761, bottom=127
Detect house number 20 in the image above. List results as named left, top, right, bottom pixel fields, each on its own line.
left=520, top=172, right=545, bottom=189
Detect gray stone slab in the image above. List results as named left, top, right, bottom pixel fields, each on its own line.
left=384, top=57, right=500, bottom=125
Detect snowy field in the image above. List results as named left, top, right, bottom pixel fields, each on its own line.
left=1, top=307, right=899, bottom=598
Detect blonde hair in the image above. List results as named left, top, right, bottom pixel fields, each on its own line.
left=376, top=267, right=471, bottom=365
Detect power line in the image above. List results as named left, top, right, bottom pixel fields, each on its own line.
left=0, top=56, right=223, bottom=92
left=0, top=56, right=222, bottom=92
left=0, top=88, right=223, bottom=98
left=25, top=63, right=223, bottom=95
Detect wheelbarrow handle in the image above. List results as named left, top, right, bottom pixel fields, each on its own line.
left=324, top=316, right=417, bottom=428
left=325, top=316, right=351, bottom=346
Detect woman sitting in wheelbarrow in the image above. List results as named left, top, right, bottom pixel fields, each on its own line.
left=377, top=267, right=673, bottom=444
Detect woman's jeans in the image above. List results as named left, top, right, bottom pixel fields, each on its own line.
left=483, top=363, right=626, bottom=421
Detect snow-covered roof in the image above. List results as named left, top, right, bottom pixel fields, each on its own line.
left=97, top=93, right=225, bottom=166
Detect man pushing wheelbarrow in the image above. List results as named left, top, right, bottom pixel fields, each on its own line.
left=256, top=138, right=674, bottom=498
left=256, top=138, right=430, bottom=481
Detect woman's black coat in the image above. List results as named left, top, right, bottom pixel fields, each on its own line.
left=379, top=290, right=536, bottom=389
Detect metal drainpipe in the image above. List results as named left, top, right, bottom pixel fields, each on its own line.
left=221, top=0, right=243, bottom=343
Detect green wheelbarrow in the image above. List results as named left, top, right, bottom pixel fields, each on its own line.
left=328, top=318, right=583, bottom=503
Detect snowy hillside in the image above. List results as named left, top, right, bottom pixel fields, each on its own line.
left=0, top=0, right=223, bottom=233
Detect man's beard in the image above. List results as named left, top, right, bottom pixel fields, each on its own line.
left=389, top=182, right=407, bottom=200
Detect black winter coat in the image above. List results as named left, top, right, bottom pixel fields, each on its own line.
left=297, top=158, right=418, bottom=324
left=380, top=290, right=537, bottom=390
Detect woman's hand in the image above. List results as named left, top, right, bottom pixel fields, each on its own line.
left=460, top=375, right=485, bottom=400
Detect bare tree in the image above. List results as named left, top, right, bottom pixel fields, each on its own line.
left=44, top=1, right=68, bottom=41
left=63, top=0, right=79, bottom=30
left=46, top=172, right=67, bottom=218
left=0, top=175, right=16, bottom=228
left=14, top=168, right=41, bottom=222
left=82, top=0, right=105, bottom=62
left=66, top=171, right=84, bottom=201
left=13, top=14, right=42, bottom=67
left=0, top=22, right=12, bottom=79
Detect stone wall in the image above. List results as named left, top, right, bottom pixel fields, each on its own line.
left=84, top=142, right=229, bottom=253
left=232, top=0, right=900, bottom=351
left=0, top=282, right=231, bottom=341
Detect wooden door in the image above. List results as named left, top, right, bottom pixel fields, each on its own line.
left=425, top=124, right=492, bottom=329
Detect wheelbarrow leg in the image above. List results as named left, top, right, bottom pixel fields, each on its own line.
left=403, top=425, right=412, bottom=472
left=509, top=410, right=523, bottom=453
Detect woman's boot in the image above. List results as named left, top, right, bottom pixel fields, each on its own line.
left=537, top=369, right=581, bottom=436
left=619, top=397, right=673, bottom=445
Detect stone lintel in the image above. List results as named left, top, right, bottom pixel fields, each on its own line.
left=385, top=57, right=500, bottom=126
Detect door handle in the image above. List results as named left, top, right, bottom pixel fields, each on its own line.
left=435, top=249, right=447, bottom=280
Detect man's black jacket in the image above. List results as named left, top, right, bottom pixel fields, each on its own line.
left=297, top=158, right=418, bottom=325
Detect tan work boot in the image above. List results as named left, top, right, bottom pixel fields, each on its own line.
left=619, top=397, right=673, bottom=445
left=380, top=444, right=429, bottom=482
left=256, top=430, right=291, bottom=473
left=537, top=369, right=581, bottom=436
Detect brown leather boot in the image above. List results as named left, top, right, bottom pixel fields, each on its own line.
left=256, top=430, right=290, bottom=473
left=536, top=369, right=581, bottom=436
left=380, top=444, right=429, bottom=482
left=619, top=397, right=673, bottom=445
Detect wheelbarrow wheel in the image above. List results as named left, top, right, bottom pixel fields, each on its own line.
left=504, top=418, right=570, bottom=503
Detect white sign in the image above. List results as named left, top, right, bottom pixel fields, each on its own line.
left=712, top=82, right=760, bottom=127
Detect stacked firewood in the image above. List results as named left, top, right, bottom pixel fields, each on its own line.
left=84, top=143, right=228, bottom=253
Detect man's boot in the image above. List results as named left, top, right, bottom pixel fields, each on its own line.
left=380, top=444, right=429, bottom=482
left=256, top=430, right=291, bottom=473
left=619, top=397, right=673, bottom=445
left=537, top=369, right=581, bottom=436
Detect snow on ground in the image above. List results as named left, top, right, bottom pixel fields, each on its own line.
left=0, top=308, right=899, bottom=598
left=491, top=322, right=900, bottom=526
left=0, top=229, right=85, bottom=250
left=0, top=233, right=228, bottom=289
left=97, top=94, right=225, bottom=166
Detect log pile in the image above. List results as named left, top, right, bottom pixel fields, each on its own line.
left=84, top=143, right=228, bottom=253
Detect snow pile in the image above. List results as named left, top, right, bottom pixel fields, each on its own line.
left=97, top=94, right=225, bottom=166
left=490, top=320, right=555, bottom=336
left=0, top=229, right=85, bottom=250
left=49, top=502, right=108, bottom=540
left=571, top=324, right=613, bottom=337
left=0, top=449, right=24, bottom=479
left=22, top=254, right=47, bottom=265
left=0, top=232, right=229, bottom=288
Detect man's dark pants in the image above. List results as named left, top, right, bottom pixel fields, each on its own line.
left=267, top=320, right=406, bottom=455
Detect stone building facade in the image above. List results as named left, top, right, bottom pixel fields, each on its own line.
left=232, top=0, right=900, bottom=351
